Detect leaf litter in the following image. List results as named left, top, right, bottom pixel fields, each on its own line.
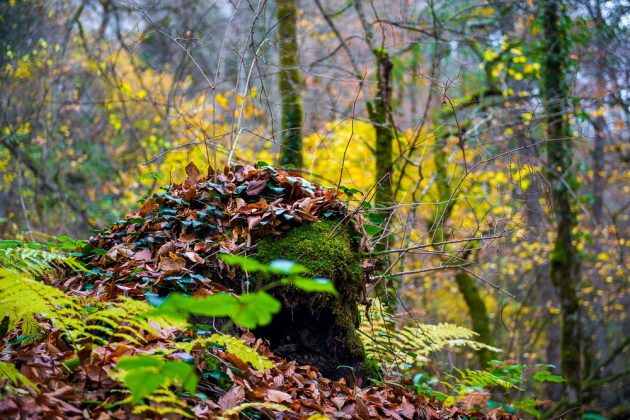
left=1, top=163, right=517, bottom=419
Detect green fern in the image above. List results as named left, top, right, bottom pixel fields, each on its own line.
left=448, top=368, right=521, bottom=391
left=0, top=269, right=179, bottom=348
left=175, top=334, right=274, bottom=372
left=0, top=268, right=84, bottom=338
left=126, top=389, right=194, bottom=418
left=209, top=334, right=274, bottom=371
left=219, top=402, right=289, bottom=419
left=0, top=361, right=38, bottom=391
left=0, top=239, right=86, bottom=275
left=360, top=300, right=500, bottom=369
left=73, top=298, right=168, bottom=346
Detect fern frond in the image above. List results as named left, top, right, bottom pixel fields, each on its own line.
left=449, top=368, right=521, bottom=391
left=0, top=270, right=181, bottom=350
left=360, top=300, right=500, bottom=369
left=74, top=298, right=154, bottom=344
left=175, top=334, right=274, bottom=371
left=446, top=339, right=501, bottom=353
left=0, top=240, right=86, bottom=275
left=0, top=361, right=38, bottom=391
left=209, top=334, right=275, bottom=371
left=128, top=390, right=193, bottom=418
left=0, top=268, right=83, bottom=340
left=219, top=402, right=289, bottom=419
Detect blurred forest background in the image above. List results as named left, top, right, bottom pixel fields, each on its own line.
left=0, top=0, right=628, bottom=416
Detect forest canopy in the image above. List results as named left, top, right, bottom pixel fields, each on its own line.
left=0, top=0, right=628, bottom=419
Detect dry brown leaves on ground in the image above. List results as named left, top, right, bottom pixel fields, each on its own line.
left=1, top=163, right=518, bottom=419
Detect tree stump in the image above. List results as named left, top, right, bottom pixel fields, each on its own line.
left=254, top=219, right=369, bottom=381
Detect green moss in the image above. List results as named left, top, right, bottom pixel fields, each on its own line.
left=454, top=272, right=494, bottom=368
left=550, top=242, right=569, bottom=267
left=256, top=219, right=366, bottom=362
left=362, top=357, right=384, bottom=383
left=256, top=219, right=362, bottom=297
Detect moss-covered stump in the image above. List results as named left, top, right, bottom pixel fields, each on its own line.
left=254, top=219, right=367, bottom=381
left=77, top=163, right=371, bottom=382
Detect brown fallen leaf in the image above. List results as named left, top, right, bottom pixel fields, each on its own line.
left=179, top=233, right=196, bottom=243
left=246, top=179, right=268, bottom=196
left=132, top=249, right=152, bottom=261
left=139, top=198, right=158, bottom=216
left=184, top=162, right=201, bottom=188
left=266, top=389, right=292, bottom=404
left=184, top=251, right=205, bottom=264
left=156, top=241, right=176, bottom=259
left=218, top=385, right=245, bottom=410
left=158, top=252, right=186, bottom=273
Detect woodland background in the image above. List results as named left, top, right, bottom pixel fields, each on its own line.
left=0, top=0, right=628, bottom=417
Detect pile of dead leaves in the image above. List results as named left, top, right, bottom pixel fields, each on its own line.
left=58, top=163, right=361, bottom=299
left=1, top=163, right=519, bottom=419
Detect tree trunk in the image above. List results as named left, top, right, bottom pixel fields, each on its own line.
left=367, top=47, right=396, bottom=310
left=591, top=114, right=605, bottom=225
left=455, top=271, right=494, bottom=367
left=277, top=0, right=304, bottom=169
left=428, top=138, right=495, bottom=368
left=542, top=0, right=582, bottom=407
left=369, top=48, right=395, bottom=214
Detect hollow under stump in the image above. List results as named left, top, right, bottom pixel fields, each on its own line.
left=253, top=219, right=370, bottom=382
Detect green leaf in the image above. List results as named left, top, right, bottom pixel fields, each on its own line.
left=366, top=212, right=385, bottom=224
left=147, top=293, right=240, bottom=321
left=339, top=186, right=363, bottom=197
left=118, top=355, right=164, bottom=370
left=219, top=254, right=268, bottom=272
left=162, top=361, right=198, bottom=392
left=117, top=356, right=198, bottom=403
left=532, top=370, right=564, bottom=383
left=583, top=413, right=608, bottom=420
left=364, top=224, right=384, bottom=236
left=146, top=291, right=281, bottom=329
left=232, top=291, right=282, bottom=329
left=189, top=293, right=240, bottom=317
left=145, top=293, right=195, bottom=321
left=124, top=370, right=165, bottom=403
left=269, top=259, right=308, bottom=275
left=290, top=277, right=337, bottom=295
left=512, top=399, right=542, bottom=418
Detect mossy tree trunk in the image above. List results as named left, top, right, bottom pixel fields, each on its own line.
left=428, top=135, right=495, bottom=368
left=277, top=0, right=304, bottom=169
left=255, top=220, right=368, bottom=382
left=454, top=271, right=494, bottom=367
left=542, top=0, right=582, bottom=407
left=368, top=48, right=395, bottom=215
left=366, top=47, right=397, bottom=311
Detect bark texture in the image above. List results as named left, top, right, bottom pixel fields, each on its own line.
left=277, top=0, right=304, bottom=169
left=542, top=0, right=582, bottom=407
left=367, top=48, right=397, bottom=310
